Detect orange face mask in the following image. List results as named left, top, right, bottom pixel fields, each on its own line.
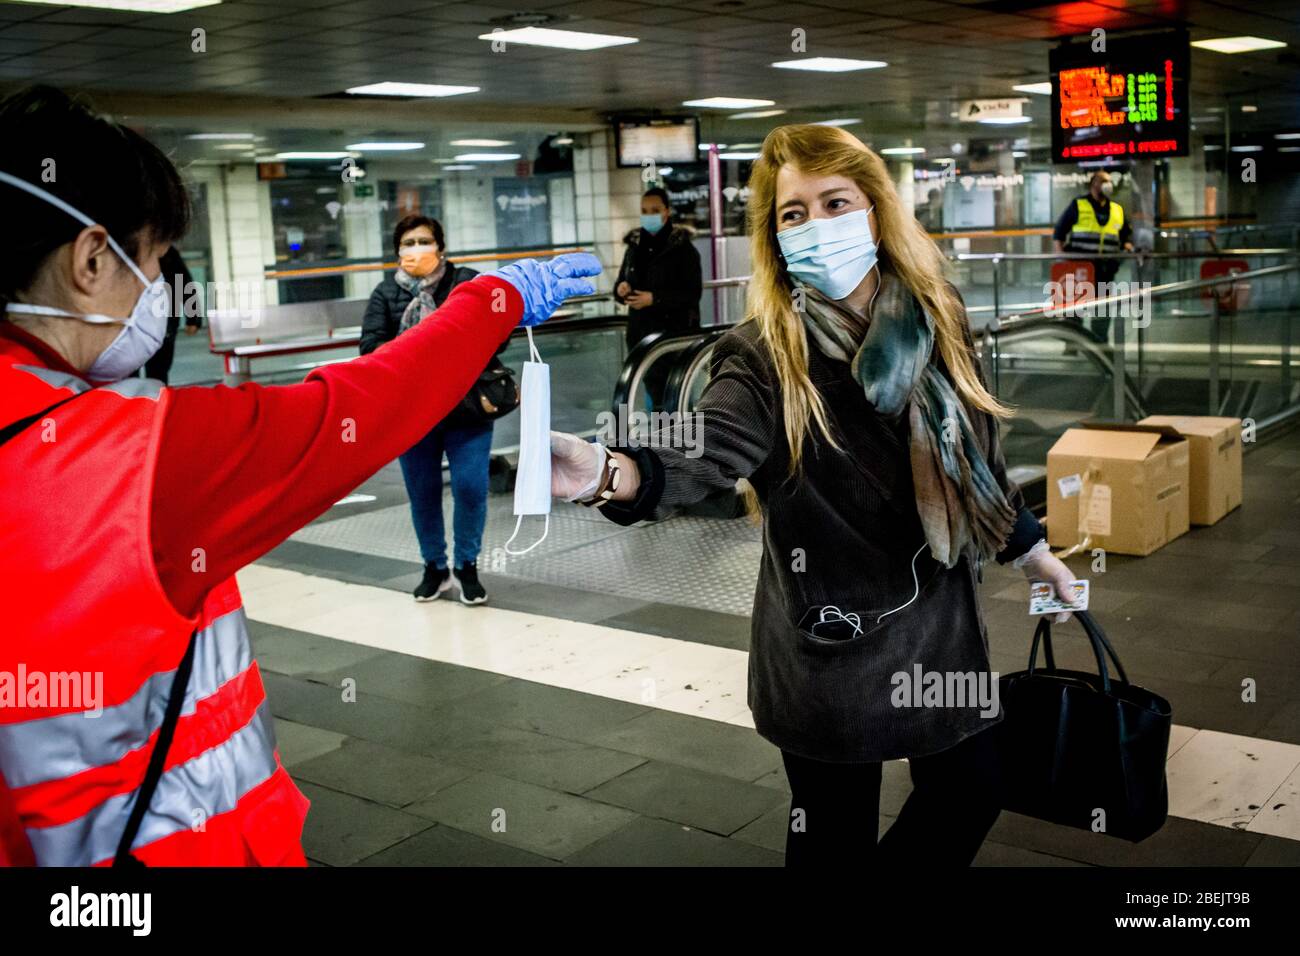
left=400, top=243, right=439, bottom=277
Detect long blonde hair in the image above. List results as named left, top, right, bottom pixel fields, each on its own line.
left=745, top=124, right=1011, bottom=474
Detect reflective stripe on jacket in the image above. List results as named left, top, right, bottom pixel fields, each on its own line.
left=0, top=348, right=307, bottom=867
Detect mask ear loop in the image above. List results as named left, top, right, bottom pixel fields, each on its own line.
left=0, top=170, right=152, bottom=289
left=503, top=325, right=549, bottom=556
left=503, top=514, right=549, bottom=556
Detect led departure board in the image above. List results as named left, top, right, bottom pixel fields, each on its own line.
left=1049, top=31, right=1190, bottom=163
left=614, top=116, right=700, bottom=168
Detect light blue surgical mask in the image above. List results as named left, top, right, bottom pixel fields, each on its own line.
left=777, top=205, right=879, bottom=300
left=0, top=170, right=169, bottom=382
left=640, top=213, right=666, bottom=235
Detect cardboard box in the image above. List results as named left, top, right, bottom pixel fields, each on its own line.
left=1046, top=423, right=1190, bottom=556
left=1138, top=415, right=1242, bottom=526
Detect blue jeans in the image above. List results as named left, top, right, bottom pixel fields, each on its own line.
left=398, top=420, right=493, bottom=569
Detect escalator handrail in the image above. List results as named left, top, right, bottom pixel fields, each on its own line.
left=611, top=328, right=721, bottom=415
left=663, top=330, right=732, bottom=415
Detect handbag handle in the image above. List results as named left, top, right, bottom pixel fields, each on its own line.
left=1026, top=610, right=1128, bottom=693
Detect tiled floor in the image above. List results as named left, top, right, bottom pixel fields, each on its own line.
left=245, top=425, right=1300, bottom=867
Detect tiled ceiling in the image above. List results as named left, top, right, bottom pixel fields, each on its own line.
left=0, top=0, right=1297, bottom=137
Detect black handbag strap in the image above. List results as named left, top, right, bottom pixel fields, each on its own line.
left=113, top=630, right=197, bottom=867
left=0, top=393, right=82, bottom=448
left=1027, top=610, right=1129, bottom=692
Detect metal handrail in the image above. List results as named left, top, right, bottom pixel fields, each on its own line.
left=563, top=274, right=750, bottom=306
left=951, top=249, right=1296, bottom=262
left=992, top=261, right=1300, bottom=331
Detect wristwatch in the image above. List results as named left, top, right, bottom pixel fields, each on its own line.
left=579, top=451, right=621, bottom=508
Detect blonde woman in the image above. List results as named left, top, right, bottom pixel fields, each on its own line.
left=549, top=124, right=1077, bottom=867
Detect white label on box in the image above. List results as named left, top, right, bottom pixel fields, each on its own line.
left=1057, top=473, right=1082, bottom=498
left=1083, top=483, right=1112, bottom=535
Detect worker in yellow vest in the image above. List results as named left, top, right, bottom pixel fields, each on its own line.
left=1053, top=170, right=1134, bottom=344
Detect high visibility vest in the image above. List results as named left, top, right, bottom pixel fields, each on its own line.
left=1066, top=197, right=1124, bottom=254
left=0, top=341, right=308, bottom=866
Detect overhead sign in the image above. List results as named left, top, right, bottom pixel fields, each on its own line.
left=614, top=116, right=700, bottom=168
left=959, top=99, right=1024, bottom=121
left=1049, top=30, right=1190, bottom=162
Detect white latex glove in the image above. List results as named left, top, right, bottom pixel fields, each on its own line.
left=550, top=432, right=606, bottom=501
left=1016, top=540, right=1078, bottom=624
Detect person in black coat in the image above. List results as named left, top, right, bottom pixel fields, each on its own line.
left=140, top=246, right=202, bottom=383
left=360, top=214, right=502, bottom=606
left=549, top=125, right=1081, bottom=868
left=614, top=187, right=703, bottom=410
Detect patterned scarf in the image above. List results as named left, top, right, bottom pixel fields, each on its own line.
left=394, top=258, right=449, bottom=334
left=798, top=270, right=1015, bottom=568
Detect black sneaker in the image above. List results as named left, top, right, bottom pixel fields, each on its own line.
left=454, top=562, right=488, bottom=606
left=413, top=563, right=451, bottom=602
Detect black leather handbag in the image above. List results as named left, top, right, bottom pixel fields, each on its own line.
left=452, top=357, right=520, bottom=425
left=996, top=611, right=1172, bottom=842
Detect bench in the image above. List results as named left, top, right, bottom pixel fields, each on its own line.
left=208, top=296, right=367, bottom=385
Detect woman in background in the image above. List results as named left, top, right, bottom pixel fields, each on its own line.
left=361, top=215, right=502, bottom=605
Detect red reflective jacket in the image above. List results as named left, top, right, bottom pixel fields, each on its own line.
left=0, top=277, right=522, bottom=865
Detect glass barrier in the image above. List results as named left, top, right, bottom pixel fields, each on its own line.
left=986, top=261, right=1300, bottom=479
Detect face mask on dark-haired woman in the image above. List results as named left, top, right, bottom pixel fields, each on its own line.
left=0, top=171, right=169, bottom=382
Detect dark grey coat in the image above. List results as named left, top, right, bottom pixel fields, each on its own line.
left=601, top=314, right=1041, bottom=764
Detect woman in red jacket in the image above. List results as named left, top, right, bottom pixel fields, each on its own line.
left=0, top=85, right=598, bottom=867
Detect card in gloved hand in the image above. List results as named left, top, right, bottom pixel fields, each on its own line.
left=1028, top=580, right=1089, bottom=615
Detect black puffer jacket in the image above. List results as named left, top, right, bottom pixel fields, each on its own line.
left=359, top=264, right=482, bottom=356
left=614, top=224, right=703, bottom=347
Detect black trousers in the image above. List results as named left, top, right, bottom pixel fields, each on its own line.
left=1087, top=259, right=1123, bottom=345
left=781, top=724, right=1002, bottom=867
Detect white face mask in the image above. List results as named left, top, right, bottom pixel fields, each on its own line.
left=777, top=205, right=879, bottom=301
left=503, top=327, right=551, bottom=555
left=0, top=171, right=170, bottom=382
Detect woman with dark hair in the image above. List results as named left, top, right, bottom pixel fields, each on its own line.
left=0, top=85, right=598, bottom=867
left=360, top=214, right=505, bottom=605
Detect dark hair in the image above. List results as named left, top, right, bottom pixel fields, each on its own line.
left=0, top=85, right=190, bottom=302
left=642, top=187, right=671, bottom=211
left=393, top=215, right=443, bottom=256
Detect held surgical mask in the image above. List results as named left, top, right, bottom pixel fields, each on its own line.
left=777, top=205, right=879, bottom=301
left=640, top=213, right=666, bottom=236
left=504, top=327, right=551, bottom=555
left=0, top=170, right=169, bottom=382
left=399, top=243, right=439, bottom=277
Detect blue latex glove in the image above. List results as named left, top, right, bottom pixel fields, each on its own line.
left=487, top=252, right=602, bottom=327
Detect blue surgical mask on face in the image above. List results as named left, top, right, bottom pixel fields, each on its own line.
left=777, top=205, right=879, bottom=300
left=640, top=213, right=666, bottom=235
left=0, top=170, right=170, bottom=382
